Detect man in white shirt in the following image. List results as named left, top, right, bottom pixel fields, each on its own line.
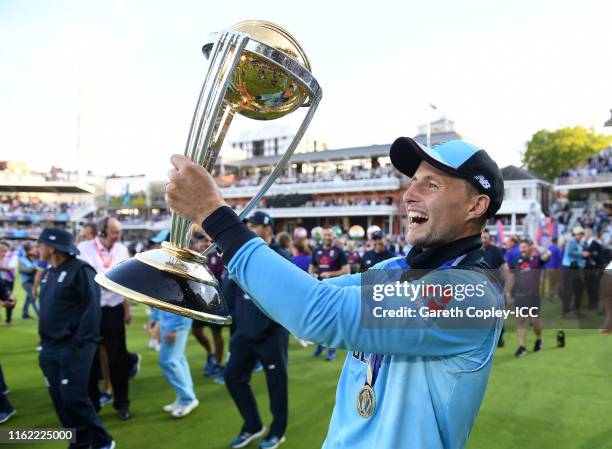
left=77, top=217, right=134, bottom=420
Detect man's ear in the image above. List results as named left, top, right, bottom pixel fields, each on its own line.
left=467, top=194, right=490, bottom=222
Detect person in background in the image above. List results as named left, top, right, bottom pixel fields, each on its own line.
left=145, top=230, right=170, bottom=353
left=79, top=223, right=97, bottom=243
left=37, top=228, right=115, bottom=449
left=582, top=228, right=605, bottom=310
left=601, top=261, right=612, bottom=335
left=0, top=278, right=17, bottom=423
left=309, top=227, right=350, bottom=361
left=544, top=237, right=562, bottom=302
left=504, top=235, right=520, bottom=266
left=509, top=238, right=551, bottom=357
left=345, top=240, right=362, bottom=274
left=0, top=241, right=18, bottom=325
left=361, top=231, right=395, bottom=271
left=291, top=238, right=312, bottom=272
left=481, top=228, right=513, bottom=348
left=19, top=243, right=40, bottom=319
left=275, top=232, right=293, bottom=260
left=78, top=217, right=136, bottom=420
left=189, top=230, right=226, bottom=378
left=561, top=227, right=586, bottom=318
left=159, top=309, right=198, bottom=418
left=223, top=211, right=290, bottom=449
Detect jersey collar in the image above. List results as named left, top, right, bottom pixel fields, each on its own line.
left=405, top=234, right=482, bottom=269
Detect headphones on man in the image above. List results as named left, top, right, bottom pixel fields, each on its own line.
left=98, top=216, right=110, bottom=238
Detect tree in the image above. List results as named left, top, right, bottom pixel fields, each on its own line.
left=521, top=126, right=612, bottom=181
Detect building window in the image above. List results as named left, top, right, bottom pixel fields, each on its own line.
left=252, top=140, right=264, bottom=157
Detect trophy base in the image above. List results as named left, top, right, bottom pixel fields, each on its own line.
left=95, top=247, right=232, bottom=325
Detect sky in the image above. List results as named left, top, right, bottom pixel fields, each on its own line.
left=1, top=0, right=611, bottom=180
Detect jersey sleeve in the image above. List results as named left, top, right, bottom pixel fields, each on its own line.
left=227, top=238, right=501, bottom=357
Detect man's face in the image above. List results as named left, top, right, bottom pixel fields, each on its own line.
left=246, top=222, right=267, bottom=239
left=481, top=231, right=491, bottom=247
left=373, top=238, right=385, bottom=252
left=104, top=218, right=122, bottom=245
left=322, top=229, right=333, bottom=247
left=38, top=242, right=52, bottom=262
left=403, top=161, right=479, bottom=248
left=519, top=242, right=531, bottom=258
left=504, top=237, right=514, bottom=250
left=79, top=226, right=95, bottom=242
left=27, top=246, right=38, bottom=258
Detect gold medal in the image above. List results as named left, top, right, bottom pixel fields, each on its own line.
left=356, top=384, right=376, bottom=418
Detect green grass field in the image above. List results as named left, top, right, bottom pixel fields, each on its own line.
left=1, top=299, right=611, bottom=449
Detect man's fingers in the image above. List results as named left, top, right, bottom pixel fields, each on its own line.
left=167, top=168, right=179, bottom=181
left=170, top=154, right=192, bottom=171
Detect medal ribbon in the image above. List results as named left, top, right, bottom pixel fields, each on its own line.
left=94, top=239, right=115, bottom=269
left=365, top=353, right=383, bottom=388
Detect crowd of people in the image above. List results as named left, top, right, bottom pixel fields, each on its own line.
left=229, top=165, right=399, bottom=188
left=0, top=211, right=611, bottom=448
left=0, top=196, right=78, bottom=216
left=558, top=147, right=612, bottom=180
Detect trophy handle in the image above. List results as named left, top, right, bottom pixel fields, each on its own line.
left=170, top=29, right=323, bottom=254
left=171, top=31, right=249, bottom=248
left=201, top=83, right=322, bottom=258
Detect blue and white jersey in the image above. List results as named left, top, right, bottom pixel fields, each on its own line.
left=227, top=237, right=503, bottom=449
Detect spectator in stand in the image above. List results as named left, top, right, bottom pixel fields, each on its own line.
left=561, top=227, right=586, bottom=318
left=544, top=237, right=562, bottom=302
left=0, top=241, right=17, bottom=325
left=291, top=238, right=312, bottom=272
left=309, top=228, right=350, bottom=361
left=19, top=243, right=40, bottom=319
left=509, top=238, right=551, bottom=357
left=361, top=231, right=395, bottom=271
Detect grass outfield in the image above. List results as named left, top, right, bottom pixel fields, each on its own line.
left=1, top=302, right=611, bottom=449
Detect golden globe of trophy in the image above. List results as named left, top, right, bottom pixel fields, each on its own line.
left=95, top=21, right=322, bottom=324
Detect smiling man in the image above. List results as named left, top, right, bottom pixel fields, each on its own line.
left=165, top=137, right=505, bottom=449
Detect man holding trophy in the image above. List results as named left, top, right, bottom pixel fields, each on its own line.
left=98, top=20, right=505, bottom=449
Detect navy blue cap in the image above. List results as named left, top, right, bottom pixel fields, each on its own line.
left=150, top=229, right=170, bottom=244
left=38, top=227, right=79, bottom=255
left=371, top=230, right=385, bottom=240
left=390, top=137, right=504, bottom=217
left=243, top=210, right=274, bottom=228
